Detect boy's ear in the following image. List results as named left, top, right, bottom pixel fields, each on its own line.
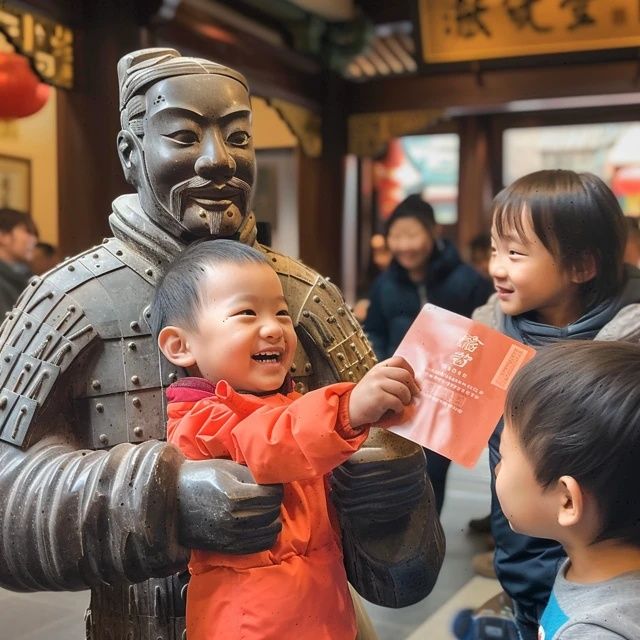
left=158, top=326, right=196, bottom=368
left=556, top=475, right=584, bottom=528
left=570, top=253, right=597, bottom=284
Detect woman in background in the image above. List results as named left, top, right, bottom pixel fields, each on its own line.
left=364, top=194, right=493, bottom=514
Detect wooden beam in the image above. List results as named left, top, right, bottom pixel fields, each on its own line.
left=155, top=2, right=322, bottom=110
left=348, top=60, right=640, bottom=114
left=298, top=71, right=347, bottom=285
left=456, top=116, right=495, bottom=253
left=56, top=4, right=144, bottom=257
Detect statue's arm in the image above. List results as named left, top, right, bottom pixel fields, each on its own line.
left=0, top=435, right=187, bottom=591
left=0, top=432, right=283, bottom=592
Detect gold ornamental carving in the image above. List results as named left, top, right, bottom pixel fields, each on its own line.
left=348, top=109, right=443, bottom=157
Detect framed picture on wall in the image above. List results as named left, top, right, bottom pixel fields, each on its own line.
left=0, top=155, right=31, bottom=214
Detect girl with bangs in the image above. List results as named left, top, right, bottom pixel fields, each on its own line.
left=474, top=169, right=640, bottom=639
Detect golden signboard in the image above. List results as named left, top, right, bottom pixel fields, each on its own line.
left=419, top=0, right=640, bottom=64
left=0, top=4, right=73, bottom=88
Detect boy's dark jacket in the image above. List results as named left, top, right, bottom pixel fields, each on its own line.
left=364, top=239, right=493, bottom=359
left=473, top=265, right=640, bottom=627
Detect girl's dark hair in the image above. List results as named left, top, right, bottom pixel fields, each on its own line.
left=149, top=239, right=271, bottom=339
left=384, top=194, right=436, bottom=237
left=506, top=340, right=640, bottom=547
left=492, top=170, right=627, bottom=310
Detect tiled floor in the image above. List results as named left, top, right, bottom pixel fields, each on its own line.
left=0, top=452, right=494, bottom=639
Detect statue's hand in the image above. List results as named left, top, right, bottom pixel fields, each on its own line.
left=331, top=429, right=427, bottom=524
left=177, top=459, right=283, bottom=553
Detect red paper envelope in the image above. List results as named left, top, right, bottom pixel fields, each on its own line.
left=382, top=304, right=536, bottom=468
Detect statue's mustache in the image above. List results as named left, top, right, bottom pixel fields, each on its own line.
left=169, top=175, right=252, bottom=221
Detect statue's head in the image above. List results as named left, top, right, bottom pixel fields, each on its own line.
left=117, top=48, right=255, bottom=239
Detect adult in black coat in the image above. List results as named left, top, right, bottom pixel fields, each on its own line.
left=364, top=195, right=493, bottom=513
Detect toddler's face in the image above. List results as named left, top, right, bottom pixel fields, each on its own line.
left=489, top=210, right=580, bottom=327
left=186, top=262, right=297, bottom=393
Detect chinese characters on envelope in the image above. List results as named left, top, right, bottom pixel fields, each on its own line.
left=383, top=304, right=535, bottom=468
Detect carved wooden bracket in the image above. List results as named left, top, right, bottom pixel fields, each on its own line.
left=269, top=97, right=322, bottom=158
left=348, top=108, right=443, bottom=157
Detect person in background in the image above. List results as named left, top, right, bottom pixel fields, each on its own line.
left=353, top=233, right=392, bottom=323
left=469, top=232, right=492, bottom=280
left=624, top=216, right=640, bottom=268
left=497, top=341, right=640, bottom=639
left=30, top=241, right=60, bottom=276
left=364, top=194, right=493, bottom=513
left=473, top=169, right=640, bottom=639
left=0, top=208, right=38, bottom=316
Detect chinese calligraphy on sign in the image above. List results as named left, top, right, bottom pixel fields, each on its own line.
left=450, top=334, right=484, bottom=368
left=0, top=5, right=73, bottom=88
left=420, top=0, right=640, bottom=63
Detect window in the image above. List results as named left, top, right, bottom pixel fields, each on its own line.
left=504, top=122, right=640, bottom=216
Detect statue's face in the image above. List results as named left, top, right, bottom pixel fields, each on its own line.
left=140, top=74, right=255, bottom=237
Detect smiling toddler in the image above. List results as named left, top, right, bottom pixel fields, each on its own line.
left=150, top=239, right=419, bottom=640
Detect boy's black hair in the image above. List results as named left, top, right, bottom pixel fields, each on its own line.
left=384, top=194, right=436, bottom=237
left=149, top=239, right=271, bottom=339
left=492, top=170, right=626, bottom=310
left=0, top=208, right=38, bottom=236
left=506, top=340, right=640, bottom=547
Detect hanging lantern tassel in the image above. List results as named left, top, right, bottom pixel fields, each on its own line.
left=0, top=51, right=50, bottom=119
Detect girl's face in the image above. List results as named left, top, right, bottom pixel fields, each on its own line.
left=386, top=217, right=434, bottom=274
left=489, top=210, right=584, bottom=327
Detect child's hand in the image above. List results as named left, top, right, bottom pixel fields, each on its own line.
left=349, top=356, right=419, bottom=428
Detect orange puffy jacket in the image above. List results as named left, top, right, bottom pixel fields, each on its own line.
left=166, top=378, right=368, bottom=640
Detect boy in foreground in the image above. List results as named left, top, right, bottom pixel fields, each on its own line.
left=496, top=340, right=640, bottom=639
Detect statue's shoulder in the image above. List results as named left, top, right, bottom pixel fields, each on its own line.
left=258, top=245, right=375, bottom=388
left=0, top=237, right=161, bottom=449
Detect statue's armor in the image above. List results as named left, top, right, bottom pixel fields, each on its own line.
left=0, top=195, right=443, bottom=639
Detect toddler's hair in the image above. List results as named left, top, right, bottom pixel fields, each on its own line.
left=506, top=340, right=640, bottom=546
left=150, top=239, right=272, bottom=339
left=492, top=170, right=626, bottom=309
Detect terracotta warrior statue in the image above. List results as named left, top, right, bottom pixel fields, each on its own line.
left=0, top=48, right=444, bottom=639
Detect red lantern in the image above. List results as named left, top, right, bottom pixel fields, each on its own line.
left=0, top=51, right=50, bottom=118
